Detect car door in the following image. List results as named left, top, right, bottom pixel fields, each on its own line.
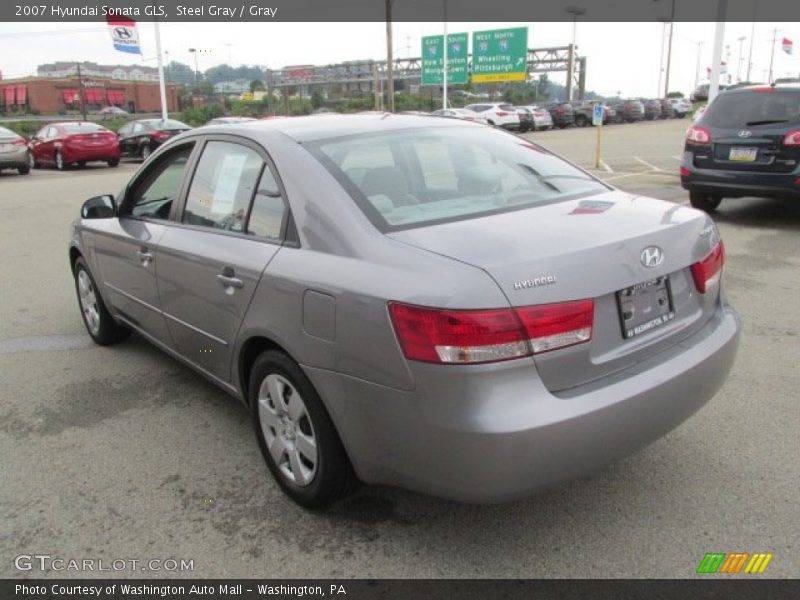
left=156, top=137, right=286, bottom=383
left=117, top=123, right=132, bottom=155
left=91, top=141, right=197, bottom=345
left=29, top=126, right=48, bottom=163
left=32, top=126, right=56, bottom=164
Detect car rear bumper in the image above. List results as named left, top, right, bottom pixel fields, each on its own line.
left=0, top=146, right=28, bottom=167
left=306, top=302, right=740, bottom=503
left=681, top=155, right=800, bottom=199
left=62, top=145, right=120, bottom=163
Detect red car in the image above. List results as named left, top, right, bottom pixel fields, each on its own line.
left=28, top=122, right=120, bottom=170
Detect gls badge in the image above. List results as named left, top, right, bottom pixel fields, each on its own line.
left=640, top=246, right=664, bottom=268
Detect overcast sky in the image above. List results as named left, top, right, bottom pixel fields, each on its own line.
left=1, top=21, right=798, bottom=96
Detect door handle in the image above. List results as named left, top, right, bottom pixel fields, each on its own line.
left=217, top=274, right=244, bottom=289
left=137, top=247, right=154, bottom=266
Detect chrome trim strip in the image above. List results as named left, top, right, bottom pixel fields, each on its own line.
left=106, top=282, right=228, bottom=347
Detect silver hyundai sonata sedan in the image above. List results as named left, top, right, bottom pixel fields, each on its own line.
left=69, top=114, right=740, bottom=507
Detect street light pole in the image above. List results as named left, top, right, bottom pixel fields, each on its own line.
left=657, top=20, right=667, bottom=97
left=768, top=27, right=778, bottom=83
left=736, top=36, right=746, bottom=82
left=694, top=40, right=704, bottom=88
left=564, top=6, right=585, bottom=102
left=663, top=0, right=676, bottom=97
left=188, top=48, right=199, bottom=86
left=384, top=0, right=395, bottom=112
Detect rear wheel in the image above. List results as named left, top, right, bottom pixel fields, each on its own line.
left=689, top=191, right=722, bottom=213
left=77, top=161, right=87, bottom=168
left=73, top=257, right=130, bottom=345
left=575, top=114, right=588, bottom=127
left=18, top=164, right=30, bottom=175
left=55, top=150, right=66, bottom=170
left=107, top=157, right=119, bottom=167
left=141, top=144, right=152, bottom=161
left=250, top=350, right=357, bottom=508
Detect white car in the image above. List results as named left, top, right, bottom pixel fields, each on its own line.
left=669, top=98, right=693, bottom=118
left=431, top=108, right=489, bottom=125
left=526, top=105, right=554, bottom=131
left=463, top=103, right=521, bottom=130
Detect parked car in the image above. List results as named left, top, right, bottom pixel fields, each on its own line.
left=525, top=105, right=554, bottom=131
left=431, top=108, right=488, bottom=125
left=642, top=99, right=662, bottom=120
left=669, top=97, right=693, bottom=118
left=97, top=106, right=129, bottom=117
left=28, top=122, right=119, bottom=170
left=204, top=117, right=257, bottom=126
left=681, top=84, right=800, bottom=212
left=542, top=102, right=576, bottom=128
left=659, top=98, right=675, bottom=118
left=690, top=83, right=729, bottom=103
left=607, top=98, right=645, bottom=123
left=463, top=103, right=521, bottom=130
left=514, top=107, right=535, bottom=132
left=117, top=118, right=192, bottom=161
left=0, top=126, right=31, bottom=175
left=569, top=101, right=614, bottom=127
left=69, top=114, right=739, bottom=507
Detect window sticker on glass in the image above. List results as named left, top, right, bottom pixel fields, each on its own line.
left=212, top=154, right=249, bottom=213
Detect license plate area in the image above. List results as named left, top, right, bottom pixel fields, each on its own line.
left=729, top=147, right=758, bottom=161
left=617, top=276, right=675, bottom=339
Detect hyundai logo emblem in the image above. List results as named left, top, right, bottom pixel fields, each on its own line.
left=115, top=27, right=132, bottom=39
left=738, top=130, right=752, bottom=138
left=641, top=246, right=664, bottom=268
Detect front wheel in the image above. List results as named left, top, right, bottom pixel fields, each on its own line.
left=575, top=115, right=588, bottom=127
left=250, top=350, right=357, bottom=508
left=18, top=164, right=30, bottom=175
left=141, top=144, right=152, bottom=161
left=73, top=257, right=131, bottom=345
left=55, top=150, right=66, bottom=170
left=689, top=191, right=722, bottom=213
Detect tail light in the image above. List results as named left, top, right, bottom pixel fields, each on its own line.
left=690, top=240, right=725, bottom=294
left=12, top=138, right=26, bottom=146
left=496, top=111, right=509, bottom=117
left=388, top=300, right=594, bottom=364
left=783, top=130, right=800, bottom=146
left=680, top=167, right=691, bottom=177
left=687, top=125, right=711, bottom=145
left=152, top=130, right=172, bottom=140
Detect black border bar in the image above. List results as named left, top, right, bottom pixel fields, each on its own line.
left=3, top=0, right=800, bottom=22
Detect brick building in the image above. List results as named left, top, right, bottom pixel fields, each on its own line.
left=0, top=76, right=179, bottom=115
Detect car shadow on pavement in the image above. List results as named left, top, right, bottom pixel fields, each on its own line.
left=713, top=197, right=800, bottom=230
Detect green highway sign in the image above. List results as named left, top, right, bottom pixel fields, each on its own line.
left=471, top=27, right=529, bottom=83
left=420, top=32, right=469, bottom=86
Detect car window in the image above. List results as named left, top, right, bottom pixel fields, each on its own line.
left=702, top=90, right=800, bottom=127
left=247, top=167, right=286, bottom=240
left=312, top=127, right=609, bottom=232
left=126, top=144, right=194, bottom=219
left=46, top=127, right=58, bottom=138
left=182, top=141, right=263, bottom=232
left=133, top=123, right=145, bottom=134
left=118, top=124, right=130, bottom=135
left=35, top=126, right=48, bottom=139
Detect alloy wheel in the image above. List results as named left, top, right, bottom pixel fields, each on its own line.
left=258, top=374, right=318, bottom=487
left=77, top=269, right=101, bottom=335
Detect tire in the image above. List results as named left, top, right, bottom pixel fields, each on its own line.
left=55, top=150, right=66, bottom=171
left=28, top=152, right=38, bottom=169
left=107, top=157, right=120, bottom=167
left=78, top=161, right=87, bottom=168
left=18, top=164, right=30, bottom=175
left=689, top=191, right=722, bottom=213
left=487, top=120, right=496, bottom=127
left=73, top=257, right=131, bottom=346
left=575, top=114, right=588, bottom=127
left=141, top=144, right=152, bottom=161
left=250, top=350, right=357, bottom=509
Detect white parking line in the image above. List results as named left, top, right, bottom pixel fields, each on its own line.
left=634, top=156, right=661, bottom=171
left=599, top=159, right=613, bottom=173
left=671, top=155, right=682, bottom=161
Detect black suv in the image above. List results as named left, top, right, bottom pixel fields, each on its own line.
left=543, top=102, right=576, bottom=128
left=681, top=85, right=800, bottom=212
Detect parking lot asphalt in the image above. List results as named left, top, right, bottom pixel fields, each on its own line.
left=1, top=119, right=798, bottom=578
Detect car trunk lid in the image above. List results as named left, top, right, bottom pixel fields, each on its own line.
left=387, top=192, right=721, bottom=392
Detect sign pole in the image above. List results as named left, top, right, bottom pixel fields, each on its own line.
left=442, top=0, right=448, bottom=110
left=593, top=104, right=604, bottom=169
left=154, top=21, right=168, bottom=121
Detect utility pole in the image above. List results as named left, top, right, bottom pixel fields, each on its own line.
left=746, top=8, right=757, bottom=81
left=564, top=6, right=585, bottom=101
left=708, top=0, right=727, bottom=103
left=657, top=21, right=667, bottom=97
left=189, top=48, right=199, bottom=86
left=154, top=21, right=168, bottom=121
left=76, top=62, right=87, bottom=121
left=768, top=27, right=778, bottom=83
left=384, top=0, right=395, bottom=112
left=663, top=0, right=676, bottom=97
left=736, top=36, right=746, bottom=82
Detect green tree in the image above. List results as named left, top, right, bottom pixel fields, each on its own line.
left=250, top=79, right=266, bottom=93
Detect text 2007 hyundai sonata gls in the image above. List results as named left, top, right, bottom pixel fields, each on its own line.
left=69, top=114, right=740, bottom=507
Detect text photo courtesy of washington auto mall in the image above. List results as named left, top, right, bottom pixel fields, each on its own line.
left=0, top=0, right=799, bottom=598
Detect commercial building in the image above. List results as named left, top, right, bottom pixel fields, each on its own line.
left=0, top=75, right=179, bottom=115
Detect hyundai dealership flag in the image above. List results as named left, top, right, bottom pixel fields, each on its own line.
left=783, top=38, right=793, bottom=55
left=107, top=15, right=141, bottom=55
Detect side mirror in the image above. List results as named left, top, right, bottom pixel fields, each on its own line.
left=81, top=195, right=116, bottom=219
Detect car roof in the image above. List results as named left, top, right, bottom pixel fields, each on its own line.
left=229, top=112, right=477, bottom=143
left=723, top=83, right=800, bottom=93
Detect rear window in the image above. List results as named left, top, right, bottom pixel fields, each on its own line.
left=0, top=126, right=18, bottom=137
left=62, top=123, right=107, bottom=133
left=309, top=126, right=609, bottom=232
left=702, top=90, right=800, bottom=128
